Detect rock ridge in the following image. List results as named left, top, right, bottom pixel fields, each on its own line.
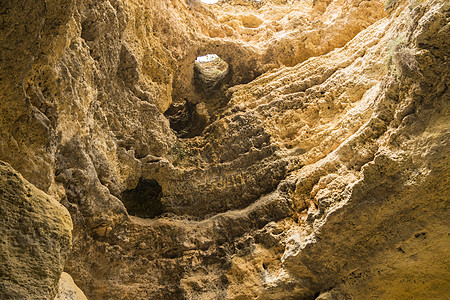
left=0, top=0, right=448, bottom=299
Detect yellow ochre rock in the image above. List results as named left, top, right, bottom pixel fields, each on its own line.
left=0, top=0, right=448, bottom=299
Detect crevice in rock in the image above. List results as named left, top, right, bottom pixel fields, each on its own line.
left=117, top=139, right=149, bottom=159
left=121, top=178, right=163, bottom=218
left=164, top=99, right=209, bottom=138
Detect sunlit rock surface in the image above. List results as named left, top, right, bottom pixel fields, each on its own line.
left=55, top=272, right=88, bottom=300
left=0, top=0, right=448, bottom=299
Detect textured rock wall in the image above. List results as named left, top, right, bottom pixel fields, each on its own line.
left=0, top=162, right=72, bottom=299
left=0, top=0, right=448, bottom=299
left=55, top=272, right=88, bottom=300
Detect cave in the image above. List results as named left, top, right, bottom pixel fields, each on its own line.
left=164, top=99, right=196, bottom=134
left=121, top=178, right=163, bottom=218
left=194, top=54, right=230, bottom=91
left=164, top=54, right=229, bottom=137
left=164, top=99, right=209, bottom=138
left=1, top=0, right=449, bottom=299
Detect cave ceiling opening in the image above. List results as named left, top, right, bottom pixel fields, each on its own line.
left=194, top=54, right=229, bottom=91
left=0, top=0, right=448, bottom=299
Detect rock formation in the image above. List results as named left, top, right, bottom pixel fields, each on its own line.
left=55, top=272, right=88, bottom=300
left=0, top=0, right=448, bottom=299
left=0, top=162, right=72, bottom=299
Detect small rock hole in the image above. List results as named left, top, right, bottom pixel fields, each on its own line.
left=121, top=178, right=163, bottom=218
left=164, top=100, right=209, bottom=138
left=194, top=54, right=229, bottom=91
left=414, top=232, right=427, bottom=239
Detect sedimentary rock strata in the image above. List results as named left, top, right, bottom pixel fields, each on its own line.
left=0, top=0, right=448, bottom=299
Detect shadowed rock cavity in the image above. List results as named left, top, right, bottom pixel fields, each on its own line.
left=164, top=99, right=209, bottom=138
left=121, top=178, right=163, bottom=218
left=164, top=54, right=228, bottom=138
left=194, top=54, right=229, bottom=91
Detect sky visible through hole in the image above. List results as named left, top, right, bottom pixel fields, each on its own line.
left=196, top=54, right=220, bottom=63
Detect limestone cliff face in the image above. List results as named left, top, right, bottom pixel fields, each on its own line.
left=0, top=0, right=448, bottom=299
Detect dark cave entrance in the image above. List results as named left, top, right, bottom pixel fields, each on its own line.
left=164, top=54, right=230, bottom=138
left=121, top=178, right=163, bottom=218
left=164, top=99, right=209, bottom=138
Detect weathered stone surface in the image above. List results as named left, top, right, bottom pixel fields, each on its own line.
left=55, top=272, right=88, bottom=300
left=194, top=54, right=230, bottom=91
left=0, top=161, right=72, bottom=299
left=0, top=0, right=448, bottom=299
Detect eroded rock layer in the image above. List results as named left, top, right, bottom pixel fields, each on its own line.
left=0, top=0, right=448, bottom=299
left=0, top=162, right=73, bottom=299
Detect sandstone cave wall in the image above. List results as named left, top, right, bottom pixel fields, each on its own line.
left=0, top=0, right=448, bottom=299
